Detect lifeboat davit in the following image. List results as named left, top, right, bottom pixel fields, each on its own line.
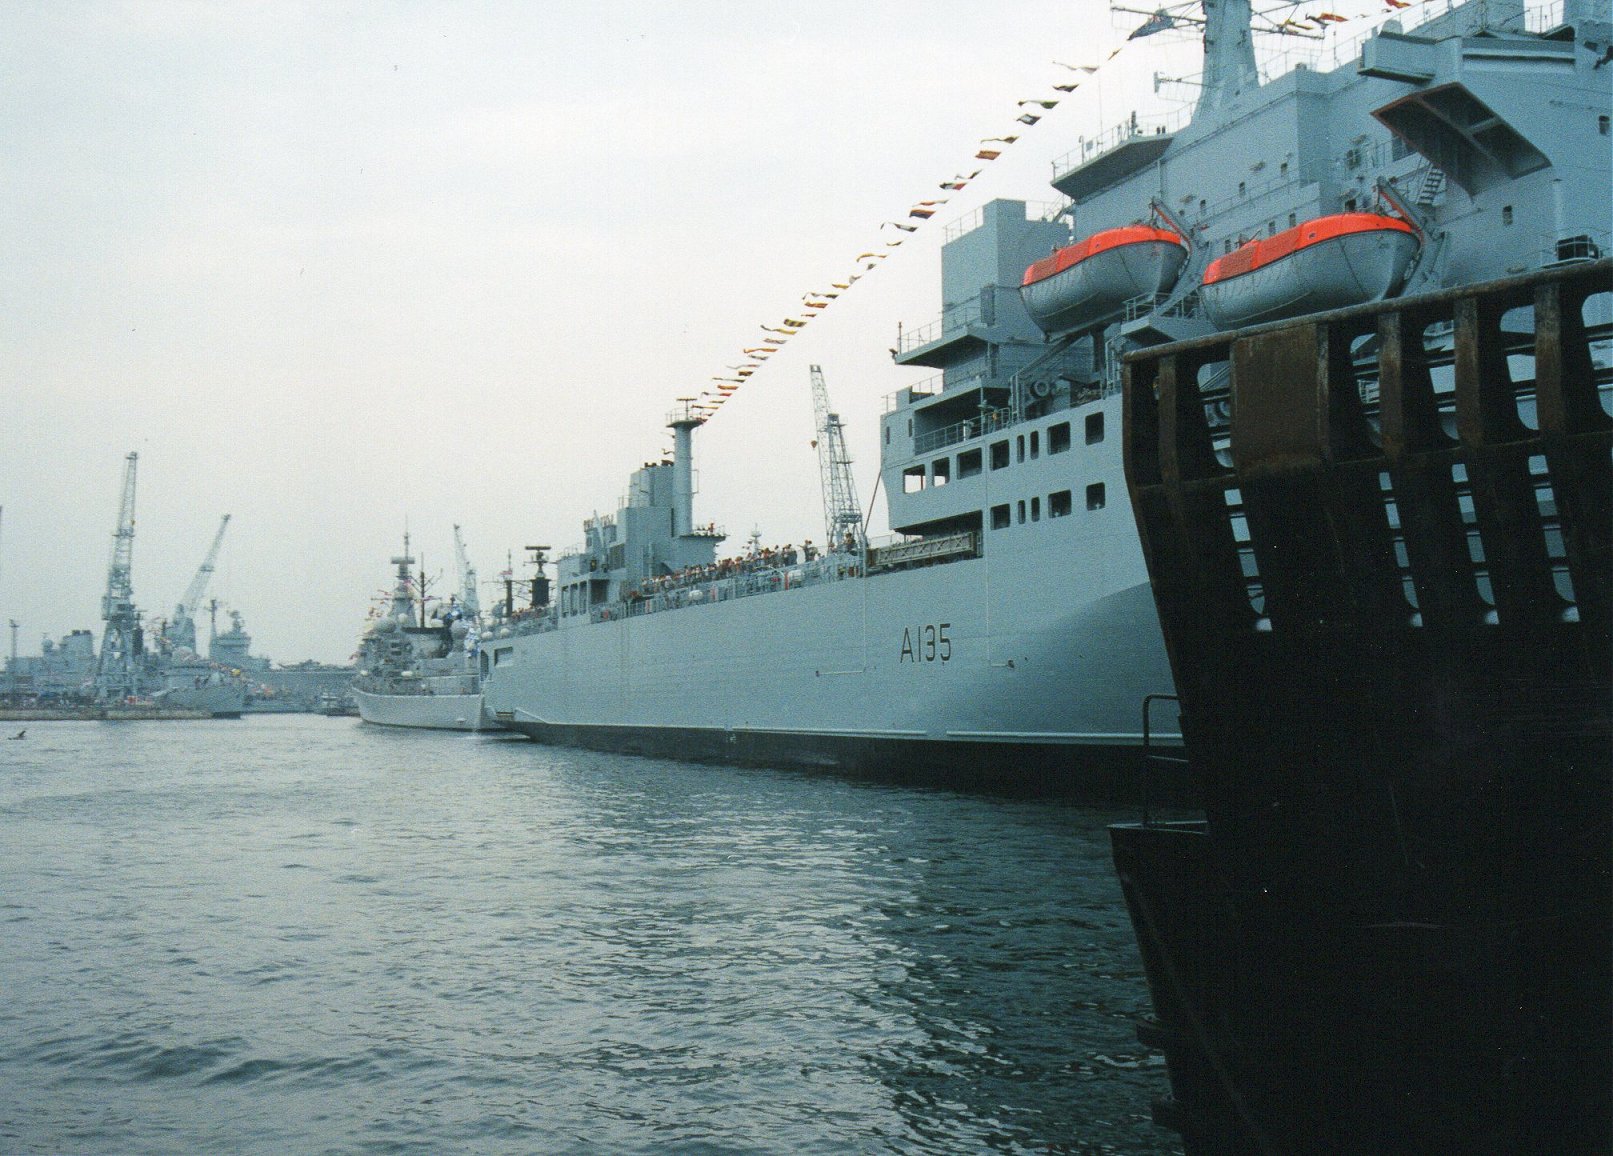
left=1021, top=225, right=1189, bottom=335
left=1199, top=212, right=1420, bottom=330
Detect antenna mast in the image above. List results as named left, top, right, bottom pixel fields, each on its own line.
left=809, top=365, right=865, bottom=551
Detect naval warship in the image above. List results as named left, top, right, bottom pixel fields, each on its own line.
left=352, top=538, right=495, bottom=731
left=479, top=0, right=1610, bottom=794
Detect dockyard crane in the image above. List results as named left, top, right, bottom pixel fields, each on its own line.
left=166, top=514, right=231, bottom=652
left=453, top=524, right=480, bottom=620
left=95, top=451, right=143, bottom=698
left=809, top=365, right=865, bottom=552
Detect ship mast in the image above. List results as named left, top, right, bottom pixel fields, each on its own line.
left=1198, top=0, right=1259, bottom=113
left=387, top=533, right=417, bottom=624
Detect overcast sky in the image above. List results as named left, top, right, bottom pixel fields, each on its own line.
left=2, top=1, right=1216, bottom=665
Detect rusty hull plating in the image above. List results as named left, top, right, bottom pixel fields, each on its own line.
left=1114, top=259, right=1612, bottom=1154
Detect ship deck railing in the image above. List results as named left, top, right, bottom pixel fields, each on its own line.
left=941, top=199, right=1071, bottom=243
left=885, top=375, right=940, bottom=413
left=622, top=550, right=870, bottom=620
left=896, top=299, right=985, bottom=354
left=486, top=530, right=995, bottom=639
left=1540, top=229, right=1610, bottom=268
left=884, top=370, right=994, bottom=414
left=913, top=405, right=1017, bottom=454
left=867, top=530, right=979, bottom=571
left=1050, top=108, right=1188, bottom=184
left=355, top=672, right=478, bottom=696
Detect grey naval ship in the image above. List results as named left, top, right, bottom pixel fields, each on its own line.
left=352, top=536, right=495, bottom=731
left=480, top=0, right=1610, bottom=795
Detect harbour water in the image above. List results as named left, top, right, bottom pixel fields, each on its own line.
left=1, top=716, right=1181, bottom=1154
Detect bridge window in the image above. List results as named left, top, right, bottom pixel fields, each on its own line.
left=1017, top=500, right=1026, bottom=525
left=1050, top=490, right=1073, bottom=518
left=1086, top=482, right=1106, bottom=510
left=1016, top=435, right=1026, bottom=463
left=1086, top=412, right=1105, bottom=444
left=931, top=457, right=950, bottom=487
left=990, top=440, right=1010, bottom=470
left=991, top=503, right=1011, bottom=530
left=1030, top=431, right=1040, bottom=459
left=958, top=448, right=983, bottom=478
left=1049, top=422, right=1071, bottom=454
left=1030, top=496, right=1041, bottom=522
left=903, top=465, right=926, bottom=493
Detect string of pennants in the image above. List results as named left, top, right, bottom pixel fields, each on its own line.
left=674, top=0, right=1423, bottom=428
left=673, top=55, right=1125, bottom=429
left=1120, top=0, right=1430, bottom=43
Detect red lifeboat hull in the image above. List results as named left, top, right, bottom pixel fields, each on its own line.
left=1021, top=225, right=1189, bottom=335
left=1200, top=212, right=1419, bottom=330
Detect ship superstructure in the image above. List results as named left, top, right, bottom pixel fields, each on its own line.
left=353, top=535, right=496, bottom=731
left=479, top=0, right=1609, bottom=794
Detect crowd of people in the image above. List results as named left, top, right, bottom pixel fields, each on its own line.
left=632, top=534, right=861, bottom=603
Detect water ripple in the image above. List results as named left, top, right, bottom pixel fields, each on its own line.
left=0, top=716, right=1180, bottom=1154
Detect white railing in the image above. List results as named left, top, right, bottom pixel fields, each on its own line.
left=1051, top=108, right=1189, bottom=180
left=897, top=298, right=985, bottom=354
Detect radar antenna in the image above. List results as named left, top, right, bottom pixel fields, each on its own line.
left=809, top=365, right=865, bottom=551
left=95, top=451, right=143, bottom=698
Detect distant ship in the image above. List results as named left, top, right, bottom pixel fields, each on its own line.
left=480, top=0, right=1609, bottom=795
left=352, top=537, right=495, bottom=731
left=151, top=651, right=246, bottom=718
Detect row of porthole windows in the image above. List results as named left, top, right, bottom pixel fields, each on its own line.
left=904, top=412, right=1105, bottom=493
left=990, top=483, right=1106, bottom=529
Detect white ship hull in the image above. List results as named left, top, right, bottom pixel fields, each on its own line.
left=352, top=685, right=493, bottom=731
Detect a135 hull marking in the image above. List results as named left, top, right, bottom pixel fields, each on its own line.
left=900, top=623, right=953, bottom=663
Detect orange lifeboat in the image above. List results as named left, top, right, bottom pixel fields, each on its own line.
left=1020, top=224, right=1189, bottom=335
left=1200, top=212, right=1419, bottom=329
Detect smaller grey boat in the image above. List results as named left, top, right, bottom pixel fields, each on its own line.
left=352, top=538, right=496, bottom=732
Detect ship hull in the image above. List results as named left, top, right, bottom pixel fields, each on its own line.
left=496, top=717, right=1161, bottom=797
left=352, top=686, right=492, bottom=731
left=481, top=491, right=1184, bottom=800
left=153, top=681, right=245, bottom=718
